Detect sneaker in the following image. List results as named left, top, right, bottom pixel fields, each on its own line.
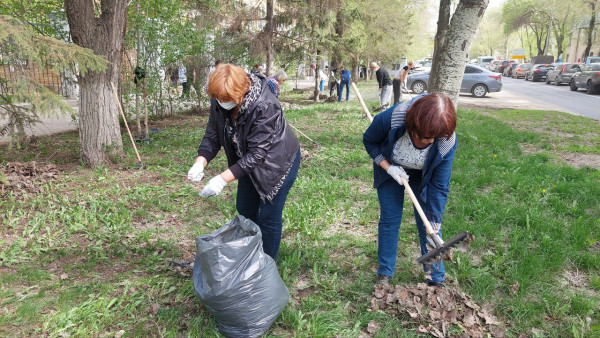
left=377, top=274, right=391, bottom=285
left=426, top=280, right=445, bottom=288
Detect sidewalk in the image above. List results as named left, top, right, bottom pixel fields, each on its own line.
left=0, top=100, right=79, bottom=145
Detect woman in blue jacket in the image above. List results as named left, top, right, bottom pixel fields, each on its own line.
left=363, top=92, right=457, bottom=286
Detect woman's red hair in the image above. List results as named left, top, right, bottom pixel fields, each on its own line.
left=405, top=92, right=457, bottom=140
left=208, top=64, right=250, bottom=105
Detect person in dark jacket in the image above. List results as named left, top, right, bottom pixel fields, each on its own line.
left=187, top=63, right=301, bottom=260
left=370, top=62, right=393, bottom=110
left=363, top=92, right=457, bottom=287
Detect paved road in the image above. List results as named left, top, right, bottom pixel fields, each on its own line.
left=494, top=76, right=600, bottom=120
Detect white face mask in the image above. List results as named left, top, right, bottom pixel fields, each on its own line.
left=217, top=99, right=237, bottom=110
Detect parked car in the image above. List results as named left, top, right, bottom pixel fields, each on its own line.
left=545, top=63, right=582, bottom=85
left=512, top=63, right=532, bottom=78
left=406, top=64, right=502, bottom=98
left=524, top=64, right=552, bottom=82
left=497, top=60, right=516, bottom=74
left=488, top=60, right=503, bottom=72
left=477, top=56, right=495, bottom=69
left=584, top=56, right=600, bottom=65
left=569, top=63, right=600, bottom=94
left=503, top=62, right=518, bottom=77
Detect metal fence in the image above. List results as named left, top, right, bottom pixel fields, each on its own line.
left=0, top=61, right=64, bottom=97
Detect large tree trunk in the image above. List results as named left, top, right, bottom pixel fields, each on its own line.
left=431, top=0, right=451, bottom=73
left=265, top=0, right=274, bottom=76
left=65, top=0, right=127, bottom=166
left=429, top=0, right=490, bottom=106
left=583, top=2, right=596, bottom=59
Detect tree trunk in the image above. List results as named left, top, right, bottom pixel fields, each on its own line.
left=431, top=0, right=451, bottom=74
left=583, top=2, right=596, bottom=59
left=313, top=49, right=321, bottom=102
left=428, top=0, right=490, bottom=106
left=65, top=0, right=127, bottom=166
left=265, top=0, right=274, bottom=76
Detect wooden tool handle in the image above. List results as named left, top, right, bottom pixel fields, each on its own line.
left=110, top=82, right=142, bottom=163
left=351, top=82, right=373, bottom=123
left=400, top=177, right=436, bottom=236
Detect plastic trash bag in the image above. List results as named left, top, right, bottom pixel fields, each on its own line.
left=193, top=215, right=289, bottom=338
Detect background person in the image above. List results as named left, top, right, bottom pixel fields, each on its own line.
left=187, top=64, right=301, bottom=261
left=329, top=67, right=340, bottom=97
left=179, top=64, right=190, bottom=99
left=318, top=68, right=328, bottom=93
left=266, top=70, right=288, bottom=98
left=370, top=62, right=392, bottom=110
left=393, top=60, right=415, bottom=104
left=362, top=92, right=457, bottom=287
left=338, top=65, right=351, bottom=102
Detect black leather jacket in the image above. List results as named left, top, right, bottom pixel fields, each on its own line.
left=197, top=79, right=300, bottom=201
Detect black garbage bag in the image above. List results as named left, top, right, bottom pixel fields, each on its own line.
left=193, top=215, right=289, bottom=337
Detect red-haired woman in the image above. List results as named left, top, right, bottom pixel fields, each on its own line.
left=187, top=64, right=301, bottom=260
left=363, top=93, right=457, bottom=286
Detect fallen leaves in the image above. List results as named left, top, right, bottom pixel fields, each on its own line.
left=370, top=282, right=504, bottom=337
left=1, top=161, right=60, bottom=196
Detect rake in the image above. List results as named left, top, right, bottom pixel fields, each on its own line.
left=400, top=177, right=470, bottom=263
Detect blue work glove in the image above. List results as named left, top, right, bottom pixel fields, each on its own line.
left=199, top=175, right=227, bottom=198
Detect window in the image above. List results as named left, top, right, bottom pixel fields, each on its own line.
left=464, top=66, right=482, bottom=73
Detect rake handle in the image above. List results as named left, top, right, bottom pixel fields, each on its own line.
left=400, top=177, right=437, bottom=236
left=110, top=82, right=142, bottom=163
left=351, top=82, right=373, bottom=123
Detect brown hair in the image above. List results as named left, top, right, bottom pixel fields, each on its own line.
left=405, top=92, right=456, bottom=140
left=207, top=64, right=250, bottom=105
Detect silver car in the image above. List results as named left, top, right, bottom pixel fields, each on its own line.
left=406, top=64, right=502, bottom=98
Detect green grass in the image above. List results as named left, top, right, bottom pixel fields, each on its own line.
left=1, top=82, right=600, bottom=336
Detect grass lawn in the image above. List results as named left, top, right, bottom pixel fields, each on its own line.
left=1, top=82, right=599, bottom=337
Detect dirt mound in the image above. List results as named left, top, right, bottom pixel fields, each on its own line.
left=1, top=161, right=60, bottom=196
left=369, top=283, right=504, bottom=337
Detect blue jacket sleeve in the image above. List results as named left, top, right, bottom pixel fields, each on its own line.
left=363, top=106, right=393, bottom=165
left=424, top=136, right=457, bottom=229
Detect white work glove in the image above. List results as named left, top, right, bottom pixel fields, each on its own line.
left=187, top=162, right=205, bottom=182
left=387, top=165, right=409, bottom=185
left=199, top=175, right=227, bottom=198
left=426, top=232, right=445, bottom=250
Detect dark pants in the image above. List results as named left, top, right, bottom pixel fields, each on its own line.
left=236, top=149, right=301, bottom=260
left=181, top=81, right=190, bottom=98
left=338, top=80, right=350, bottom=101
left=376, top=172, right=445, bottom=282
left=392, top=79, right=402, bottom=105
left=329, top=81, right=339, bottom=97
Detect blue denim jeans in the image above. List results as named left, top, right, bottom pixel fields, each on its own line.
left=376, top=174, right=445, bottom=282
left=236, top=149, right=301, bottom=261
left=319, top=79, right=325, bottom=93
left=338, top=80, right=350, bottom=101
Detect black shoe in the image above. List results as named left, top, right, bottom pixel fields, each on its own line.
left=377, top=274, right=391, bottom=285
left=426, top=280, right=445, bottom=288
